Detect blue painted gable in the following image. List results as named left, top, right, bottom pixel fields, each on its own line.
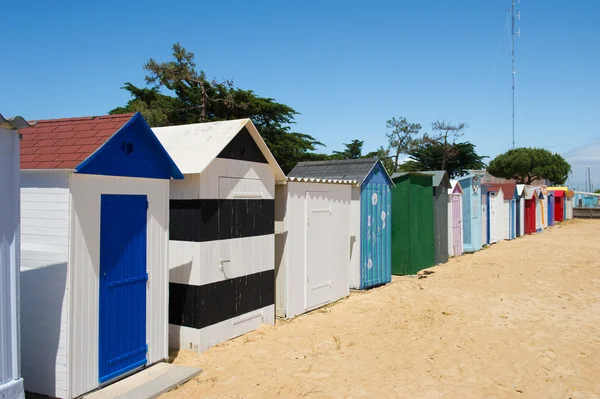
left=76, top=113, right=183, bottom=180
left=362, top=161, right=393, bottom=187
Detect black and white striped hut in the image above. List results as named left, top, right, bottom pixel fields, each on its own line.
left=153, top=119, right=286, bottom=352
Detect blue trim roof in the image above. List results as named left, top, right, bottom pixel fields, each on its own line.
left=76, top=113, right=183, bottom=180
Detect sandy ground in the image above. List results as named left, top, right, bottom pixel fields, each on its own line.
left=162, top=219, right=600, bottom=399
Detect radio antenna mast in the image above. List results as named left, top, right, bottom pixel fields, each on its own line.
left=511, top=1, right=520, bottom=149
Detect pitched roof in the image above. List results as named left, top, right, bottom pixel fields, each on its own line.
left=449, top=180, right=464, bottom=194
left=288, top=158, right=387, bottom=185
left=19, top=113, right=134, bottom=169
left=423, top=170, right=450, bottom=188
left=152, top=118, right=285, bottom=182
left=485, top=182, right=517, bottom=198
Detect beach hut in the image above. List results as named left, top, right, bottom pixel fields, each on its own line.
left=455, top=174, right=484, bottom=252
left=516, top=184, right=526, bottom=236
left=274, top=177, right=352, bottom=318
left=0, top=115, right=30, bottom=399
left=481, top=184, right=488, bottom=246
left=524, top=187, right=538, bottom=235
left=423, top=171, right=451, bottom=264
left=487, top=183, right=518, bottom=240
left=536, top=187, right=545, bottom=231
left=18, top=113, right=183, bottom=398
left=483, top=186, right=505, bottom=244
left=547, top=187, right=567, bottom=222
left=565, top=190, right=575, bottom=219
left=448, top=180, right=464, bottom=257
left=153, top=119, right=285, bottom=352
left=540, top=188, right=549, bottom=228
left=546, top=190, right=555, bottom=226
left=288, top=158, right=392, bottom=289
left=390, top=173, right=434, bottom=275
left=574, top=192, right=600, bottom=208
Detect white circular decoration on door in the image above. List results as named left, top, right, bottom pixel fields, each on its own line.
left=381, top=210, right=387, bottom=221
left=368, top=215, right=371, bottom=227
left=371, top=192, right=378, bottom=206
left=367, top=258, right=373, bottom=269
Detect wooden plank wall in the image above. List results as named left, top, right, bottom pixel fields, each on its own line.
left=573, top=207, right=600, bottom=219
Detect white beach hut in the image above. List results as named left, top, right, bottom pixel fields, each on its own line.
left=275, top=176, right=352, bottom=318
left=153, top=119, right=286, bottom=353
left=18, top=113, right=182, bottom=398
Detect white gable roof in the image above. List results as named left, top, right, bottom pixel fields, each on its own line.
left=152, top=118, right=286, bottom=182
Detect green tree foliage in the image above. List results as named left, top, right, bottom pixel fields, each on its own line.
left=407, top=140, right=487, bottom=178
left=430, top=120, right=469, bottom=170
left=364, top=146, right=394, bottom=175
left=109, top=43, right=327, bottom=173
left=487, top=148, right=571, bottom=185
left=385, top=117, right=422, bottom=172
left=331, top=139, right=364, bottom=159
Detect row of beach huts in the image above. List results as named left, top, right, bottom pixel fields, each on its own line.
left=0, top=113, right=576, bottom=398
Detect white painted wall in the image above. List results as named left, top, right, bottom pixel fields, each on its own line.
left=276, top=182, right=351, bottom=318
left=170, top=305, right=275, bottom=353
left=519, top=198, right=525, bottom=236
left=0, top=128, right=24, bottom=399
left=170, top=159, right=274, bottom=200
left=489, top=191, right=505, bottom=244
left=69, top=174, right=169, bottom=398
left=168, top=158, right=276, bottom=352
left=565, top=197, right=573, bottom=219
left=20, top=170, right=70, bottom=398
left=348, top=187, right=361, bottom=289
left=502, top=199, right=511, bottom=240
left=169, top=235, right=274, bottom=287
left=274, top=184, right=287, bottom=318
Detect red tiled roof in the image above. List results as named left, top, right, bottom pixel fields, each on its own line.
left=486, top=182, right=517, bottom=197
left=19, top=114, right=134, bottom=170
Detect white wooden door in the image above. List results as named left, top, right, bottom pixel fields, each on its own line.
left=305, top=192, right=331, bottom=310
left=489, top=192, right=498, bottom=243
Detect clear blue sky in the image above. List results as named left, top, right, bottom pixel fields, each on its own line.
left=2, top=0, right=599, bottom=189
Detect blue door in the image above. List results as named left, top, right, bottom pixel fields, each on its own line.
left=99, top=194, right=148, bottom=383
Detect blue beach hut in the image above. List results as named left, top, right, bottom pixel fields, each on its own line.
left=455, top=173, right=485, bottom=252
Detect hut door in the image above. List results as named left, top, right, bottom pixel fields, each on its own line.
left=99, top=194, right=148, bottom=384
left=488, top=192, right=497, bottom=243
left=305, top=192, right=331, bottom=310
left=452, top=196, right=462, bottom=255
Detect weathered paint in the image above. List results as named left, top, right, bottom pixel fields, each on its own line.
left=0, top=127, right=25, bottom=399
left=360, top=162, right=392, bottom=288
left=456, top=174, right=483, bottom=252
left=391, top=174, right=434, bottom=275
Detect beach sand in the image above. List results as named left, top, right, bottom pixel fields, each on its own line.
left=162, top=219, right=600, bottom=399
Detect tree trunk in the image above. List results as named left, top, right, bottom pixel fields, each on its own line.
left=394, top=152, right=400, bottom=172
